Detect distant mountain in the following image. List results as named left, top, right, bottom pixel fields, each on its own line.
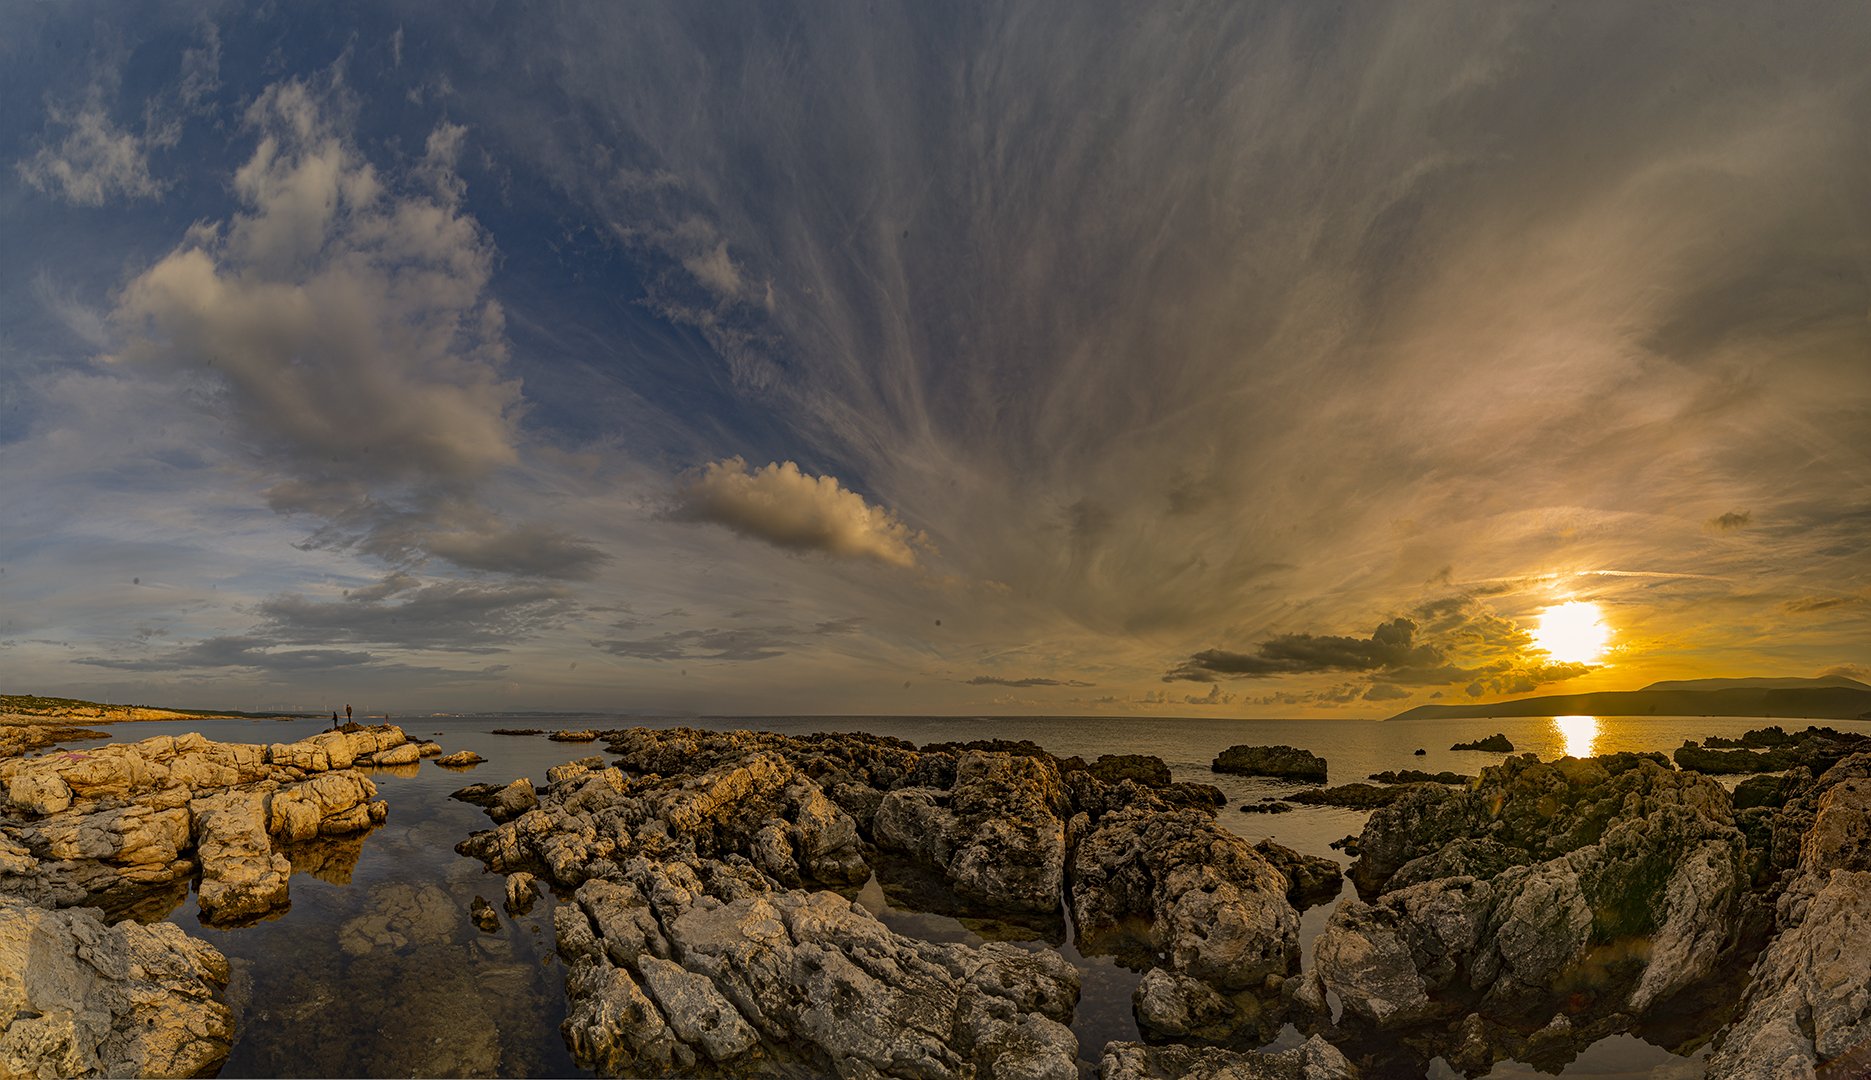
left=1385, top=676, right=1871, bottom=723
left=1640, top=675, right=1870, bottom=693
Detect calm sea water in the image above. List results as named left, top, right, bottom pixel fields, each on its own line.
left=57, top=712, right=1871, bottom=1078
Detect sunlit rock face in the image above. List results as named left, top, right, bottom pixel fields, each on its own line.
left=457, top=727, right=1309, bottom=1072
left=0, top=726, right=399, bottom=924
left=1708, top=752, right=1871, bottom=1079
left=0, top=894, right=234, bottom=1078
left=1315, top=752, right=1755, bottom=1073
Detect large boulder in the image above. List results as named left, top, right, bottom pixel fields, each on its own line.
left=191, top=790, right=293, bottom=926
left=872, top=750, right=1070, bottom=914
left=0, top=895, right=233, bottom=1078
left=1069, top=806, right=1299, bottom=1019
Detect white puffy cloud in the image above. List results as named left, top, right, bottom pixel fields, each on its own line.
left=671, top=457, right=925, bottom=569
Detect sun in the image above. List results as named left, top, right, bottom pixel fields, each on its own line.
left=1530, top=601, right=1610, bottom=664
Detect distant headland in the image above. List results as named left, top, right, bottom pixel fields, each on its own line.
left=0, top=694, right=305, bottom=725
left=1385, top=675, right=1871, bottom=722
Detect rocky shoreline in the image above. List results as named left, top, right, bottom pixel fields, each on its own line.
left=0, top=718, right=1866, bottom=1078
left=0, top=723, right=430, bottom=1076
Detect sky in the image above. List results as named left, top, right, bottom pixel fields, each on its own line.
left=2, top=2, right=1867, bottom=717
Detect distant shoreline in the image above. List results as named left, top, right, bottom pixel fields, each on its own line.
left=1, top=695, right=307, bottom=727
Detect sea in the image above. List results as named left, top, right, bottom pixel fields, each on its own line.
left=56, top=712, right=1871, bottom=1078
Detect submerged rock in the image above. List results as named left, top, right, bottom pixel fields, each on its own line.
left=1212, top=745, right=1328, bottom=783
left=0, top=894, right=233, bottom=1078
left=470, top=896, right=500, bottom=933
left=1449, top=734, right=1514, bottom=753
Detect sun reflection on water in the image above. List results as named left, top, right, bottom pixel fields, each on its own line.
left=1554, top=715, right=1598, bottom=758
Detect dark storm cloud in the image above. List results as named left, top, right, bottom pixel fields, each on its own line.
left=1167, top=617, right=1436, bottom=681
left=1708, top=511, right=1753, bottom=531
left=1168, top=594, right=1600, bottom=703
left=966, top=675, right=1095, bottom=688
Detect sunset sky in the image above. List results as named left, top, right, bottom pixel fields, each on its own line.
left=3, top=3, right=1867, bottom=716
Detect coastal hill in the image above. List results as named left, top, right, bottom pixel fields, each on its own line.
left=1385, top=675, right=1871, bottom=722
left=0, top=693, right=300, bottom=725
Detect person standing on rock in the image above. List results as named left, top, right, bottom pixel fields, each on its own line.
left=331, top=710, right=339, bottom=730
left=345, top=704, right=352, bottom=727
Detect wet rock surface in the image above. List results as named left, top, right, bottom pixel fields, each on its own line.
left=1212, top=745, right=1329, bottom=783
left=456, top=726, right=1312, bottom=1074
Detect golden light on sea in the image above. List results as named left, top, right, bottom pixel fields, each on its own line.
left=1554, top=715, right=1598, bottom=758
left=1531, top=600, right=1610, bottom=664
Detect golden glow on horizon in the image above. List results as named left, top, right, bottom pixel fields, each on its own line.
left=1554, top=715, right=1597, bottom=758
left=1531, top=601, right=1610, bottom=664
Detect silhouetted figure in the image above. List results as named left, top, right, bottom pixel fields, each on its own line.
left=345, top=704, right=352, bottom=726
left=331, top=711, right=339, bottom=730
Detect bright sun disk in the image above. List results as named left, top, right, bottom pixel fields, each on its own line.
left=1531, top=601, right=1609, bottom=664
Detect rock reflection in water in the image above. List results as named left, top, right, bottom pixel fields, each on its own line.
left=219, top=864, right=571, bottom=1077
left=283, top=830, right=372, bottom=886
